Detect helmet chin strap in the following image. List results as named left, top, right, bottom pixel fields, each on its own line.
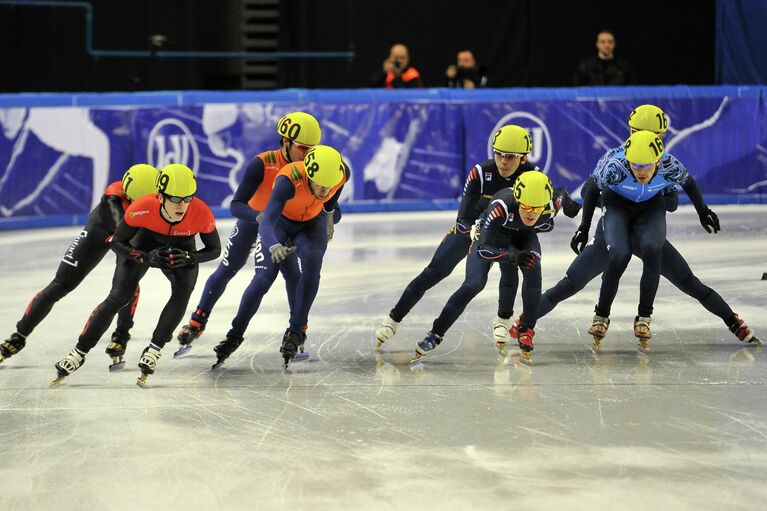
left=160, top=195, right=175, bottom=222
left=282, top=140, right=294, bottom=163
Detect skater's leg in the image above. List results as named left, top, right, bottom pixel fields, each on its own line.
left=633, top=204, right=666, bottom=318
left=75, top=258, right=148, bottom=355
left=149, top=265, right=199, bottom=349
left=595, top=208, right=632, bottom=318
left=539, top=224, right=608, bottom=319
left=390, top=231, right=472, bottom=322
left=17, top=224, right=110, bottom=337
left=287, top=216, right=329, bottom=334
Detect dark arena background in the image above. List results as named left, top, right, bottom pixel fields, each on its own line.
left=0, top=1, right=765, bottom=510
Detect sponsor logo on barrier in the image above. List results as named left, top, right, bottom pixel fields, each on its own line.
left=487, top=112, right=552, bottom=174
left=147, top=118, right=200, bottom=171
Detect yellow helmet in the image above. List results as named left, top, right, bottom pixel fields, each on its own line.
left=492, top=125, right=532, bottom=155
left=122, top=164, right=159, bottom=201
left=304, top=145, right=345, bottom=188
left=277, top=112, right=322, bottom=146
left=628, top=104, right=668, bottom=133
left=157, top=164, right=197, bottom=197
left=624, top=131, right=664, bottom=165
left=513, top=171, right=553, bottom=207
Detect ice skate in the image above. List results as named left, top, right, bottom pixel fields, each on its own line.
left=517, top=327, right=535, bottom=365
left=105, top=330, right=129, bottom=372
left=729, top=314, right=762, bottom=345
left=211, top=334, right=244, bottom=369
left=50, top=348, right=85, bottom=386
left=0, top=332, right=27, bottom=363
left=492, top=316, right=513, bottom=356
left=174, top=321, right=205, bottom=358
left=634, top=316, right=652, bottom=351
left=508, top=313, right=523, bottom=340
left=280, top=329, right=302, bottom=368
left=411, top=331, right=442, bottom=363
left=374, top=315, right=400, bottom=350
left=136, top=345, right=161, bottom=388
left=293, top=332, right=310, bottom=362
left=588, top=315, right=610, bottom=351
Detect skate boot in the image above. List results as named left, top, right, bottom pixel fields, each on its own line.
left=0, top=332, right=27, bottom=363
left=280, top=329, right=302, bottom=368
left=50, top=348, right=86, bottom=386
left=374, top=315, right=400, bottom=350
left=294, top=329, right=310, bottom=362
left=174, top=319, right=205, bottom=358
left=137, top=344, right=161, bottom=388
left=492, top=316, right=513, bottom=355
left=212, top=334, right=244, bottom=369
left=105, top=330, right=129, bottom=372
left=508, top=313, right=524, bottom=340
left=517, top=327, right=535, bottom=364
left=729, top=314, right=761, bottom=345
left=588, top=315, right=610, bottom=351
left=411, top=331, right=442, bottom=363
left=634, top=316, right=652, bottom=351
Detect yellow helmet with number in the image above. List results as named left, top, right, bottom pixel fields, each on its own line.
left=303, top=145, right=345, bottom=188
left=277, top=112, right=322, bottom=146
left=624, top=131, right=664, bottom=164
left=157, top=164, right=197, bottom=197
left=513, top=171, right=553, bottom=207
left=628, top=104, right=668, bottom=134
left=122, top=164, right=159, bottom=201
left=492, top=125, right=532, bottom=155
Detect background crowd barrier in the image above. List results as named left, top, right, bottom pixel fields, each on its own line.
left=1, top=86, right=765, bottom=230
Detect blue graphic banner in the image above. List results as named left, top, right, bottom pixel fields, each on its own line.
left=1, top=86, right=765, bottom=229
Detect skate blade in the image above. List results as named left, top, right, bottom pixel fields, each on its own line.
left=136, top=374, right=149, bottom=388
left=637, top=339, right=650, bottom=352
left=109, top=360, right=126, bottom=372
left=592, top=338, right=602, bottom=351
left=495, top=341, right=507, bottom=357
left=374, top=339, right=383, bottom=351
left=0, top=355, right=7, bottom=363
left=519, top=351, right=533, bottom=366
left=211, top=360, right=225, bottom=370
left=49, top=375, right=66, bottom=386
left=173, top=344, right=193, bottom=358
left=293, top=351, right=310, bottom=362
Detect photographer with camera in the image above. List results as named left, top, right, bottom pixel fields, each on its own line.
left=446, top=50, right=487, bottom=89
left=370, top=43, right=423, bottom=88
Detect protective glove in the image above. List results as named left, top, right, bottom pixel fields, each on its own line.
left=167, top=247, right=196, bottom=268
left=561, top=194, right=582, bottom=218
left=269, top=243, right=297, bottom=263
left=508, top=249, right=539, bottom=270
left=570, top=226, right=590, bottom=254
left=698, top=207, right=720, bottom=234
left=325, top=210, right=335, bottom=240
left=146, top=246, right=173, bottom=269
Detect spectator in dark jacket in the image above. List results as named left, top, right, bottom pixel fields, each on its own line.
left=574, top=30, right=636, bottom=86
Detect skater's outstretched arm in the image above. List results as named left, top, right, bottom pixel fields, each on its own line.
left=229, top=157, right=265, bottom=224
left=678, top=174, right=720, bottom=233
left=189, top=230, right=222, bottom=264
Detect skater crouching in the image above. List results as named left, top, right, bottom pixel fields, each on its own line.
left=51, top=164, right=221, bottom=387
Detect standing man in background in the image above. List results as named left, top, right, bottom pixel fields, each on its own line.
left=574, top=30, right=636, bottom=86
left=445, top=50, right=487, bottom=89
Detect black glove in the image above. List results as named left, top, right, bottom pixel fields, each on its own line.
left=509, top=249, right=539, bottom=270
left=146, top=247, right=173, bottom=269
left=699, top=207, right=720, bottom=234
left=570, top=226, right=590, bottom=254
left=554, top=187, right=582, bottom=218
left=167, top=247, right=195, bottom=268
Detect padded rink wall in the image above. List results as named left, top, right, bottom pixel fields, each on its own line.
left=0, top=86, right=765, bottom=230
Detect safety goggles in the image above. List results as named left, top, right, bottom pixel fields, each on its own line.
left=494, top=150, right=524, bottom=159
left=631, top=162, right=654, bottom=170
left=163, top=194, right=194, bottom=204
left=291, top=141, right=314, bottom=151
left=519, top=204, right=545, bottom=213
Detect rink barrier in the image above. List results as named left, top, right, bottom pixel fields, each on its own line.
left=1, top=86, right=766, bottom=230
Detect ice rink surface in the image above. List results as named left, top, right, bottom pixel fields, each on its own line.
left=1, top=206, right=766, bottom=511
